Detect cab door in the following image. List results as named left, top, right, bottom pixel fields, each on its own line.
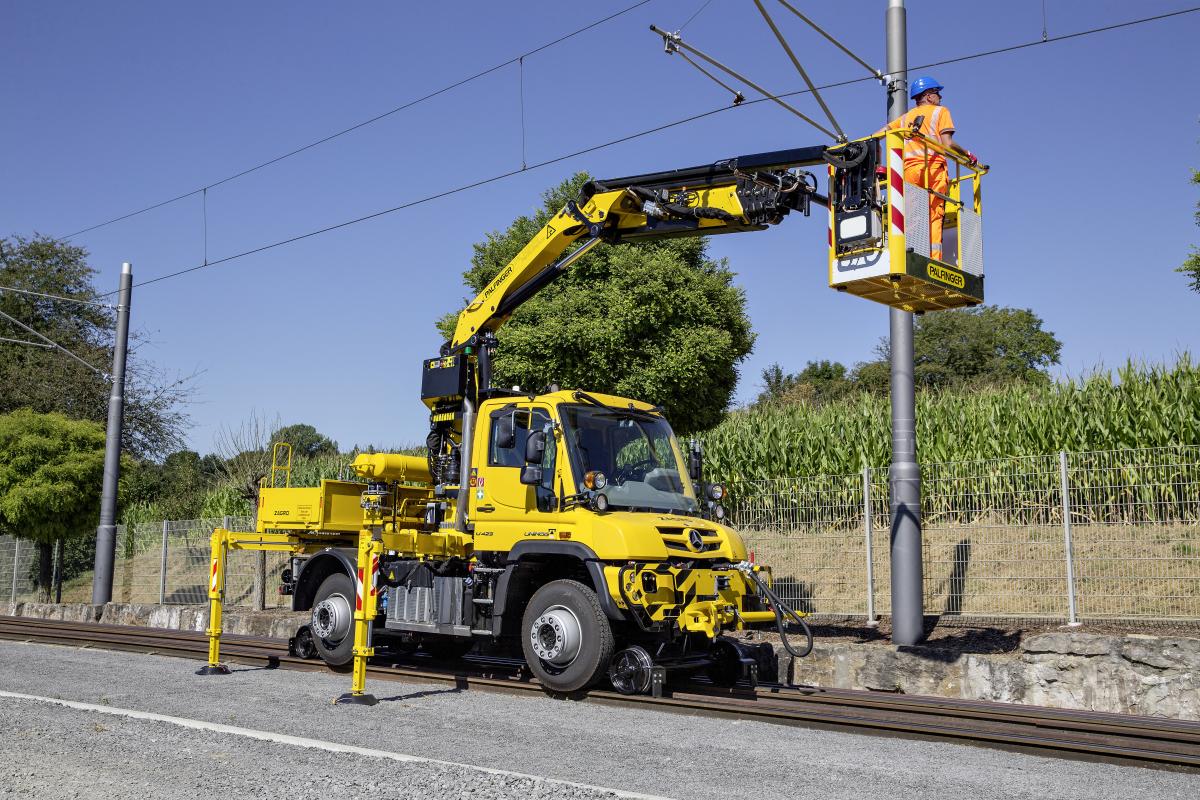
left=473, top=403, right=561, bottom=550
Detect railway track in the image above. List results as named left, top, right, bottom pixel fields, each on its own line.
left=1, top=615, right=1197, bottom=770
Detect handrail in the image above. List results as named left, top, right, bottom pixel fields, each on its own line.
left=885, top=128, right=990, bottom=176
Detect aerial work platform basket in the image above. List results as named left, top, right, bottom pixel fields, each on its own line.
left=827, top=129, right=987, bottom=313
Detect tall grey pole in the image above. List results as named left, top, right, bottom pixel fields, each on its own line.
left=885, top=0, right=924, bottom=645
left=91, top=262, right=133, bottom=606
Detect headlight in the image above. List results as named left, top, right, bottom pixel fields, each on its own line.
left=590, top=492, right=610, bottom=512
left=712, top=504, right=725, bottom=521
left=707, top=483, right=726, bottom=501
left=584, top=470, right=608, bottom=490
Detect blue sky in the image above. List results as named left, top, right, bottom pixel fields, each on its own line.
left=4, top=1, right=1198, bottom=454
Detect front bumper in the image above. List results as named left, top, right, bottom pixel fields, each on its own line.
left=603, top=562, right=779, bottom=638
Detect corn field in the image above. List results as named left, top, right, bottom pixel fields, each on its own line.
left=700, top=357, right=1200, bottom=485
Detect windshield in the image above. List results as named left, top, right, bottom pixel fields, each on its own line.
left=560, top=405, right=698, bottom=514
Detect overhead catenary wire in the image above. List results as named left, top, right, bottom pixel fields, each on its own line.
left=678, top=0, right=713, bottom=32
left=650, top=24, right=841, bottom=141
left=0, top=308, right=105, bottom=375
left=60, top=0, right=653, bottom=240
left=751, top=0, right=846, bottom=141
left=0, top=285, right=115, bottom=309
left=774, top=0, right=882, bottom=79
left=96, top=5, right=1199, bottom=298
left=0, top=335, right=53, bottom=349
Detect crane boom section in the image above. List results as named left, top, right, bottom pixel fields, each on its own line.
left=451, top=145, right=827, bottom=348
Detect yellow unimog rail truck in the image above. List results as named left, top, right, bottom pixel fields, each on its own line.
left=199, top=137, right=986, bottom=703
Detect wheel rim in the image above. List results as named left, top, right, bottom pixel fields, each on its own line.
left=529, top=604, right=583, bottom=667
left=609, top=646, right=653, bottom=695
left=311, top=592, right=352, bottom=642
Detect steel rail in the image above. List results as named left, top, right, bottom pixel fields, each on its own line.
left=1, top=616, right=1196, bottom=769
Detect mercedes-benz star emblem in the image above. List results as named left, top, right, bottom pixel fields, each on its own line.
left=687, top=528, right=705, bottom=552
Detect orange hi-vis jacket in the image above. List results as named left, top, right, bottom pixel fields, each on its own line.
left=886, top=104, right=956, bottom=260
left=886, top=104, right=956, bottom=170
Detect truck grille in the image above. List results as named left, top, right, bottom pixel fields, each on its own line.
left=658, top=526, right=723, bottom=556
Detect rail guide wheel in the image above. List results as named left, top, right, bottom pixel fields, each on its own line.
left=609, top=646, right=655, bottom=695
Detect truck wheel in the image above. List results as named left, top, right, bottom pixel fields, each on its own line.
left=310, top=572, right=355, bottom=667
left=521, top=579, right=614, bottom=693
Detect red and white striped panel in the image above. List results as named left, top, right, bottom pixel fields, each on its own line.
left=888, top=146, right=905, bottom=235
left=209, top=558, right=219, bottom=593
left=355, top=553, right=380, bottom=612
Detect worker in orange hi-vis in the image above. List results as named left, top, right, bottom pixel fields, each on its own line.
left=882, top=76, right=980, bottom=262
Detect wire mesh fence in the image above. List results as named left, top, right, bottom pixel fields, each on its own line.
left=0, top=536, right=40, bottom=604
left=3, top=516, right=291, bottom=610
left=730, top=445, right=1200, bottom=621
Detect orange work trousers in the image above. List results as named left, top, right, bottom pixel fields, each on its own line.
left=903, top=160, right=949, bottom=261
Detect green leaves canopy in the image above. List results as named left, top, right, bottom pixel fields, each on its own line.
left=0, top=409, right=106, bottom=544
left=437, top=174, right=755, bottom=433
left=0, top=234, right=189, bottom=459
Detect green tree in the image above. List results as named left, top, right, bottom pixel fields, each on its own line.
left=756, top=360, right=854, bottom=406
left=269, top=423, right=338, bottom=459
left=864, top=306, right=1061, bottom=390
left=0, top=409, right=106, bottom=599
left=436, top=174, right=755, bottom=433
left=0, top=234, right=190, bottom=459
left=1180, top=167, right=1200, bottom=293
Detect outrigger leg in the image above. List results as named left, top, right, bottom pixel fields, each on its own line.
left=197, top=527, right=231, bottom=676
left=334, top=530, right=383, bottom=706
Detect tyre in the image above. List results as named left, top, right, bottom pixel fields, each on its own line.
left=520, top=579, right=614, bottom=693
left=309, top=572, right=356, bottom=667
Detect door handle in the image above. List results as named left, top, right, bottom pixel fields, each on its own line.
left=476, top=505, right=495, bottom=513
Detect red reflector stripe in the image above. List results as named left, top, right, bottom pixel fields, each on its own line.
left=891, top=205, right=904, bottom=234
left=890, top=168, right=903, bottom=195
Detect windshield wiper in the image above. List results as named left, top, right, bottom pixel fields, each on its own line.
left=572, top=390, right=663, bottom=420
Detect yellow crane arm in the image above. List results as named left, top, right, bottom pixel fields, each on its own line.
left=450, top=144, right=829, bottom=349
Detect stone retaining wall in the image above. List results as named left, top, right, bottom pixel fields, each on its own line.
left=786, top=631, right=1200, bottom=720
left=4, top=601, right=305, bottom=641
left=7, top=602, right=1198, bottom=720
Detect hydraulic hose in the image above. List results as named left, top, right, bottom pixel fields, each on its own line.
left=822, top=141, right=868, bottom=170
left=739, top=564, right=813, bottom=659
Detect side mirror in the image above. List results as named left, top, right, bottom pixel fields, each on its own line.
left=520, top=465, right=543, bottom=485
left=525, top=430, right=546, bottom=464
left=687, top=439, right=703, bottom=482
left=495, top=414, right=516, bottom=449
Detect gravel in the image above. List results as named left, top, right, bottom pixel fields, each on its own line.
left=0, top=641, right=1195, bottom=800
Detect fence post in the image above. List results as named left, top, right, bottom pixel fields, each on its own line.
left=863, top=466, right=878, bottom=626
left=1059, top=451, right=1081, bottom=626
left=158, top=520, right=169, bottom=605
left=247, top=512, right=266, bottom=611
left=11, top=538, right=19, bottom=603
left=53, top=539, right=62, bottom=604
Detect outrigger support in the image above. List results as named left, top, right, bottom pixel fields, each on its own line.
left=197, top=527, right=231, bottom=675
left=197, top=526, right=320, bottom=678
left=335, top=529, right=383, bottom=706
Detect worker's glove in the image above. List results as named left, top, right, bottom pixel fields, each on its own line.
left=965, top=151, right=979, bottom=167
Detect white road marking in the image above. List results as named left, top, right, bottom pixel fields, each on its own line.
left=0, top=690, right=674, bottom=800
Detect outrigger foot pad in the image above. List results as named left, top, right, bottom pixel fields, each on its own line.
left=196, top=663, right=231, bottom=676
left=334, top=692, right=378, bottom=707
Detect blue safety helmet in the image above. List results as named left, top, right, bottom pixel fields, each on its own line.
left=909, top=76, right=944, bottom=99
